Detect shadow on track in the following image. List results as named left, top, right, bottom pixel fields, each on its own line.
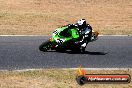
left=44, top=50, right=107, bottom=55
left=67, top=51, right=107, bottom=55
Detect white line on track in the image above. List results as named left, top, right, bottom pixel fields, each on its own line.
left=68, top=68, right=132, bottom=70
left=0, top=68, right=131, bottom=72
left=99, top=35, right=131, bottom=36
left=0, top=35, right=49, bottom=36
left=0, top=35, right=131, bottom=36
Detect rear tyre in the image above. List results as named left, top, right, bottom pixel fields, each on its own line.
left=39, top=40, right=51, bottom=52
left=80, top=47, right=86, bottom=53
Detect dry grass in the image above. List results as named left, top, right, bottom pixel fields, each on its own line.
left=0, top=69, right=131, bottom=88
left=0, top=0, right=132, bottom=35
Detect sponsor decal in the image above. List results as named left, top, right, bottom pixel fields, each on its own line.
left=76, top=67, right=131, bottom=85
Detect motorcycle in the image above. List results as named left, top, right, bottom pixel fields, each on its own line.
left=39, top=26, right=99, bottom=52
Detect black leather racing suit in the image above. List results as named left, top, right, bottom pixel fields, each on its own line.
left=77, top=24, right=92, bottom=47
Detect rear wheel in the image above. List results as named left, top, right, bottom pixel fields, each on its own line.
left=39, top=40, right=51, bottom=52
left=80, top=47, right=85, bottom=53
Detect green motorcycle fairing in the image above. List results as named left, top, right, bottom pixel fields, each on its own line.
left=52, top=26, right=80, bottom=45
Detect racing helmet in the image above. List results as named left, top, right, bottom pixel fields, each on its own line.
left=77, top=19, right=87, bottom=29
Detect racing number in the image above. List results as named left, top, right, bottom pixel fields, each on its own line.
left=53, top=30, right=58, bottom=35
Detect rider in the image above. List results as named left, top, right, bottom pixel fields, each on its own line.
left=75, top=19, right=93, bottom=48
left=55, top=19, right=92, bottom=48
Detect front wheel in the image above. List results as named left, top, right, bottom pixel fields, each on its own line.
left=39, top=40, right=51, bottom=52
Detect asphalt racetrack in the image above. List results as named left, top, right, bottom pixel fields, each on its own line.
left=0, top=36, right=132, bottom=70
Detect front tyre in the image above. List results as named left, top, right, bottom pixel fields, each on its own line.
left=39, top=40, right=51, bottom=52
